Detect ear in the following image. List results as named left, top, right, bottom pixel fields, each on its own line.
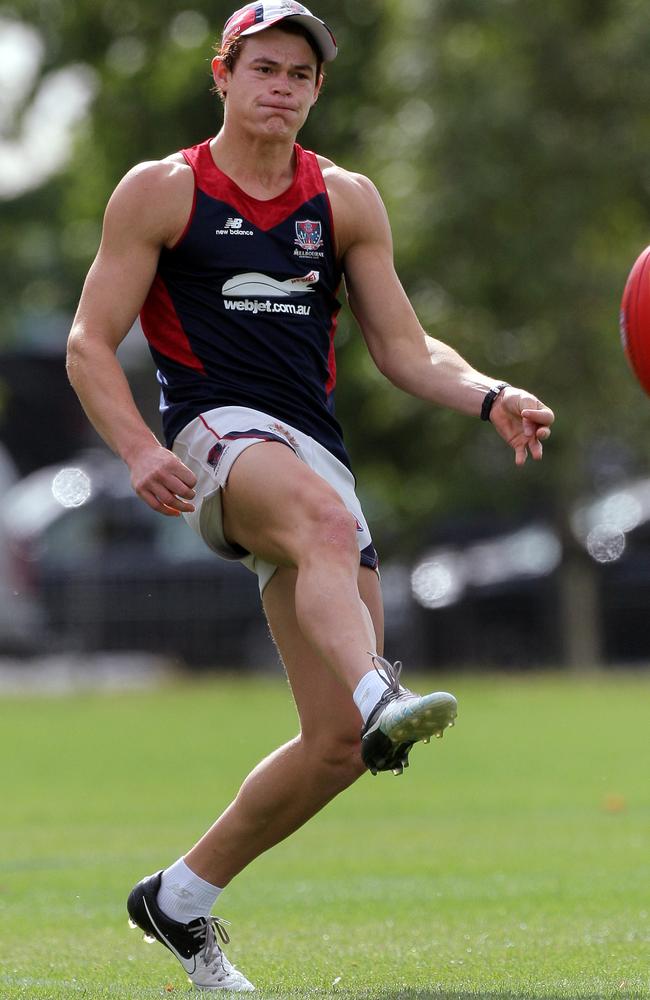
left=212, top=55, right=229, bottom=96
left=311, top=71, right=324, bottom=106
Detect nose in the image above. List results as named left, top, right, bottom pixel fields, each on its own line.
left=271, top=73, right=292, bottom=95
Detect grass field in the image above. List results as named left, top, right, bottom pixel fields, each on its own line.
left=1, top=668, right=648, bottom=999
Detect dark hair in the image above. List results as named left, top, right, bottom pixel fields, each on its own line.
left=213, top=20, right=324, bottom=100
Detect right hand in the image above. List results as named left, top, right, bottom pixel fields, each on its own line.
left=489, top=387, right=555, bottom=466
left=129, top=446, right=197, bottom=516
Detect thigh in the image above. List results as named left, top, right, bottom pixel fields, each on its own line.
left=263, top=564, right=384, bottom=740
left=222, top=439, right=354, bottom=568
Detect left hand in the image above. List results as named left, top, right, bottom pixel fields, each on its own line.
left=490, top=386, right=555, bottom=466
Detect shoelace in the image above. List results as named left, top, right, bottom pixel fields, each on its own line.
left=190, top=916, right=231, bottom=972
left=371, top=654, right=403, bottom=699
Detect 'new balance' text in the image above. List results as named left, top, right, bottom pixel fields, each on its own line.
left=215, top=218, right=254, bottom=237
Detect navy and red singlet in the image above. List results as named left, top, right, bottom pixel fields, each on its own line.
left=140, top=138, right=350, bottom=468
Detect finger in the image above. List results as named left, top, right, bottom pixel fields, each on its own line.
left=521, top=406, right=554, bottom=427
left=139, top=489, right=180, bottom=516
left=161, top=504, right=182, bottom=517
left=170, top=460, right=198, bottom=491
left=163, top=494, right=196, bottom=513
left=167, top=474, right=197, bottom=500
left=149, top=481, right=196, bottom=512
left=522, top=417, right=552, bottom=439
left=174, top=470, right=198, bottom=493
left=140, top=488, right=194, bottom=516
left=528, top=437, right=544, bottom=461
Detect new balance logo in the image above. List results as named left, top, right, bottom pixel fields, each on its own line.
left=215, top=218, right=254, bottom=237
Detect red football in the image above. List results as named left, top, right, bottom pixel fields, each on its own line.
left=620, top=244, right=650, bottom=395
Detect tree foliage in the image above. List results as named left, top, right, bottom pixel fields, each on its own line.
left=3, top=0, right=650, bottom=553
left=336, top=0, right=650, bottom=549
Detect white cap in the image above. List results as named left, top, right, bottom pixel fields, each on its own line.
left=222, top=1, right=338, bottom=62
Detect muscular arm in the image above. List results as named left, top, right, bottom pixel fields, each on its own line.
left=325, top=166, right=554, bottom=464
left=66, top=159, right=198, bottom=514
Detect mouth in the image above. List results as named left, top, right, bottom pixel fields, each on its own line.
left=259, top=103, right=298, bottom=113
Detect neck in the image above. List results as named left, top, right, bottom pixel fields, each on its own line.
left=210, top=126, right=298, bottom=200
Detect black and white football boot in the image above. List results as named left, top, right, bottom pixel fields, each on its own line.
left=360, top=656, right=458, bottom=775
left=127, top=871, right=254, bottom=992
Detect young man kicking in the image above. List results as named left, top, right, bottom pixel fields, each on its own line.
left=66, top=2, right=554, bottom=991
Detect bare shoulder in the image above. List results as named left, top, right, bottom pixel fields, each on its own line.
left=317, top=155, right=383, bottom=210
left=317, top=155, right=390, bottom=256
left=105, top=153, right=195, bottom=249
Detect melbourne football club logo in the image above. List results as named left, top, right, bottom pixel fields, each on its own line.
left=295, top=220, right=324, bottom=252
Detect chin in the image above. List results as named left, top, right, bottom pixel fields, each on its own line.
left=263, top=118, right=294, bottom=136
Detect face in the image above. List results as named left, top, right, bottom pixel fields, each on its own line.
left=212, top=28, right=323, bottom=139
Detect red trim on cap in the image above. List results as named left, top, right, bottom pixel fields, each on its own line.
left=221, top=3, right=336, bottom=61
left=223, top=4, right=263, bottom=42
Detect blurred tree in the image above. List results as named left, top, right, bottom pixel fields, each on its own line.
left=0, top=0, right=388, bottom=345
left=334, top=0, right=650, bottom=541
left=4, top=0, right=650, bottom=665
left=333, top=0, right=650, bottom=664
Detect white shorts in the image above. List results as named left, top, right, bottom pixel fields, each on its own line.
left=172, top=405, right=378, bottom=593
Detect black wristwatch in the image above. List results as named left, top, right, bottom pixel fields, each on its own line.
left=480, top=383, right=509, bottom=421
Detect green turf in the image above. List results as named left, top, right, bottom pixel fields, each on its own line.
left=1, top=669, right=648, bottom=999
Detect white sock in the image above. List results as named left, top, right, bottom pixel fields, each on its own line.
left=353, top=667, right=393, bottom=724
left=157, top=857, right=223, bottom=923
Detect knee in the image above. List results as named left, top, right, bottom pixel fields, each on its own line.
left=306, top=500, right=360, bottom=563
left=305, top=731, right=366, bottom=788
